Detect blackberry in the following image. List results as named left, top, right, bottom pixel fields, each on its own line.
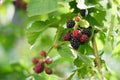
left=33, top=63, right=44, bottom=74
left=72, top=29, right=81, bottom=38
left=62, top=33, right=72, bottom=41
left=40, top=50, right=47, bottom=57
left=81, top=28, right=91, bottom=37
left=32, top=58, right=39, bottom=64
left=80, top=34, right=88, bottom=43
left=45, top=58, right=52, bottom=64
left=80, top=9, right=88, bottom=17
left=70, top=37, right=81, bottom=49
left=45, top=67, right=52, bottom=75
left=67, top=20, right=75, bottom=28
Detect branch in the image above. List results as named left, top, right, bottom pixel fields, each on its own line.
left=91, top=33, right=103, bottom=80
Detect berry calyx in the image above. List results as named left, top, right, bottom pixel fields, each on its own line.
left=62, top=33, right=71, bottom=41
left=40, top=50, right=47, bottom=57
left=67, top=20, right=75, bottom=28
left=45, top=67, right=52, bottom=75
left=72, top=29, right=81, bottom=38
left=32, top=58, right=39, bottom=64
left=80, top=34, right=88, bottom=43
left=45, top=58, right=53, bottom=64
left=70, top=37, right=81, bottom=50
left=33, top=63, right=44, bottom=74
left=75, top=16, right=81, bottom=22
left=81, top=28, right=92, bottom=37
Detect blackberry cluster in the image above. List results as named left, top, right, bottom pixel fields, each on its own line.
left=32, top=50, right=53, bottom=75
left=62, top=17, right=92, bottom=50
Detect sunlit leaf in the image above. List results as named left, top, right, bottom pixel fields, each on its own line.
left=27, top=0, right=58, bottom=17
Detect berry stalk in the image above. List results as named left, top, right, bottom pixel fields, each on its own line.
left=91, top=33, right=103, bottom=80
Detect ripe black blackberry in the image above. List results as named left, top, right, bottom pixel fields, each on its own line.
left=81, top=28, right=91, bottom=37
left=70, top=37, right=80, bottom=49
left=67, top=20, right=75, bottom=28
left=80, top=9, right=88, bottom=17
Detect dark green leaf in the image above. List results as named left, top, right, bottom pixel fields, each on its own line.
left=78, top=43, right=93, bottom=55
left=76, top=51, right=93, bottom=67
left=74, top=57, right=82, bottom=67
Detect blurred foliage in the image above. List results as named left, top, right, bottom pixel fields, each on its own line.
left=0, top=0, right=120, bottom=80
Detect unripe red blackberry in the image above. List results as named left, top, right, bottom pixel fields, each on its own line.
left=32, top=58, right=39, bottom=64
left=72, top=29, right=81, bottom=38
left=62, top=33, right=71, bottom=41
left=45, top=58, right=52, bottom=64
left=45, top=67, right=52, bottom=75
left=40, top=50, right=47, bottom=57
left=81, top=28, right=91, bottom=37
left=15, top=0, right=27, bottom=10
left=67, top=20, right=75, bottom=28
left=70, top=37, right=81, bottom=50
left=80, top=34, right=88, bottom=43
left=75, top=16, right=81, bottom=22
left=33, top=63, right=44, bottom=74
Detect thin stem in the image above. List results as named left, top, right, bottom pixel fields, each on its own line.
left=47, top=26, right=62, bottom=55
left=47, top=46, right=54, bottom=55
left=92, top=34, right=103, bottom=80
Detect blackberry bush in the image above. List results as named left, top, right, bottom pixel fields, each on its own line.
left=24, top=0, right=120, bottom=80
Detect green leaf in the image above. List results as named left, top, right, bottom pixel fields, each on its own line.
left=67, top=72, right=76, bottom=80
left=76, top=51, right=93, bottom=67
left=92, top=10, right=106, bottom=26
left=26, top=21, right=48, bottom=45
left=74, top=57, right=82, bottom=67
left=33, top=74, right=46, bottom=80
left=86, top=15, right=101, bottom=26
left=78, top=43, right=93, bottom=55
left=27, top=0, right=58, bottom=17
left=112, top=42, right=120, bottom=56
left=57, top=44, right=74, bottom=58
left=26, top=19, right=58, bottom=45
